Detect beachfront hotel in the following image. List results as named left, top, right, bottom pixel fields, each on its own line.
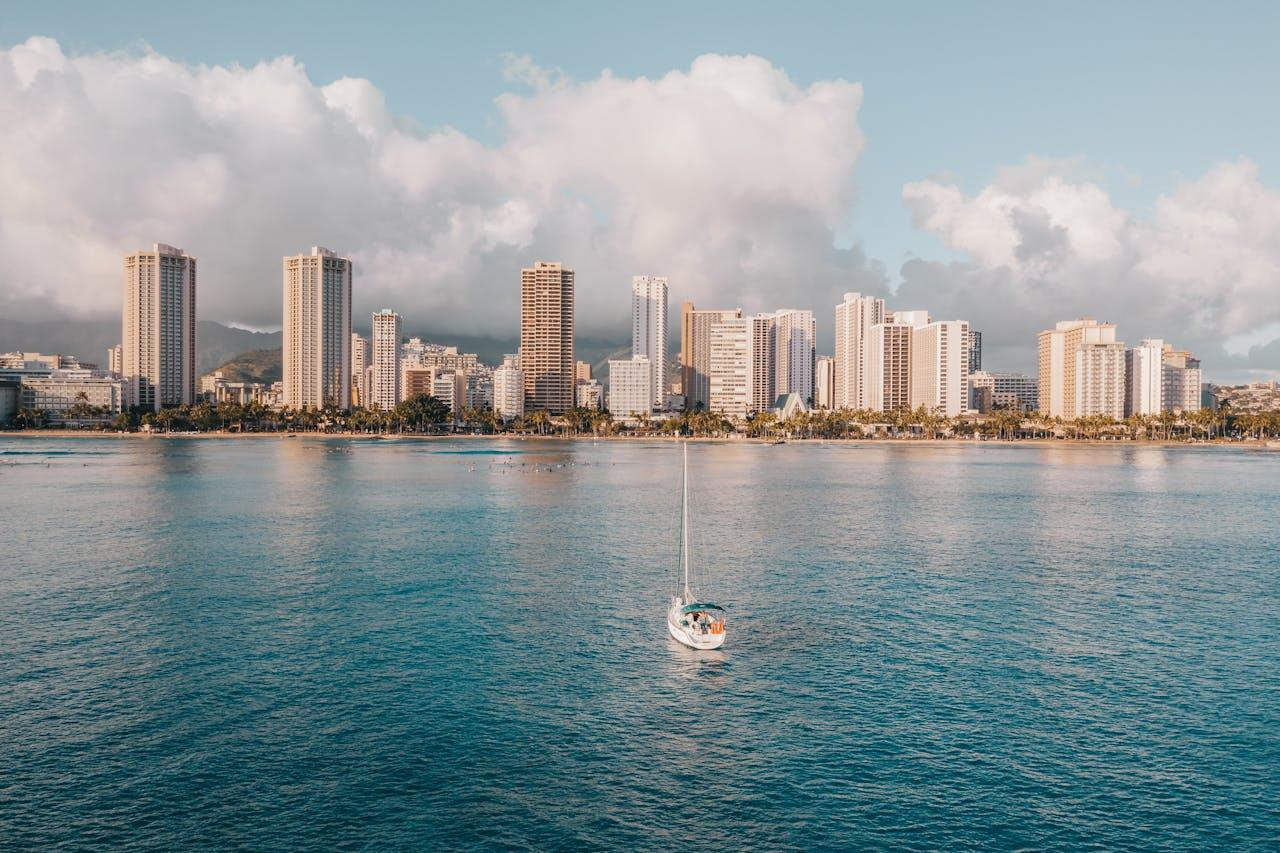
left=351, top=333, right=370, bottom=408
left=282, top=247, right=352, bottom=410
left=708, top=316, right=752, bottom=419
left=1037, top=319, right=1124, bottom=419
left=631, top=276, right=668, bottom=408
left=679, top=303, right=742, bottom=411
left=121, top=243, right=197, bottom=411
left=493, top=354, right=524, bottom=421
left=910, top=319, right=971, bottom=418
left=607, top=354, right=653, bottom=421
left=520, top=262, right=575, bottom=414
left=770, top=309, right=817, bottom=405
left=834, top=292, right=885, bottom=410
left=864, top=321, right=912, bottom=412
left=371, top=309, right=402, bottom=410
left=815, top=356, right=835, bottom=409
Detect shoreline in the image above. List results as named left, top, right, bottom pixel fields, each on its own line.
left=2, top=430, right=1275, bottom=450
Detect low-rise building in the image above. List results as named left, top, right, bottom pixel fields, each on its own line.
left=493, top=355, right=524, bottom=421
left=969, top=371, right=1038, bottom=412
left=576, top=378, right=603, bottom=410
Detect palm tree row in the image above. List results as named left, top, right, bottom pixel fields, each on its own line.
left=9, top=398, right=1280, bottom=441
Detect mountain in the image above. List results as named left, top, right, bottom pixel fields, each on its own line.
left=208, top=348, right=282, bottom=384
left=0, top=318, right=280, bottom=377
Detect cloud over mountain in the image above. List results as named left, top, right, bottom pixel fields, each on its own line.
left=0, top=37, right=883, bottom=337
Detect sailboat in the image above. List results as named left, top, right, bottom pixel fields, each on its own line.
left=667, top=442, right=727, bottom=649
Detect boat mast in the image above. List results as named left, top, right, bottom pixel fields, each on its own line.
left=682, top=441, right=690, bottom=597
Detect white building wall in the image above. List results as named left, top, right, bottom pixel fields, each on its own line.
left=493, top=356, right=524, bottom=420
left=371, top=309, right=401, bottom=410
left=834, top=292, right=885, bottom=410
left=608, top=356, right=653, bottom=420
left=1126, top=339, right=1165, bottom=416
left=631, top=276, right=668, bottom=407
left=772, top=309, right=816, bottom=405
left=709, top=318, right=751, bottom=418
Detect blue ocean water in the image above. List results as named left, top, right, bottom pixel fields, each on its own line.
left=1, top=436, right=1277, bottom=851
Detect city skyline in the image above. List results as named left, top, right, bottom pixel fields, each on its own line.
left=2, top=5, right=1279, bottom=383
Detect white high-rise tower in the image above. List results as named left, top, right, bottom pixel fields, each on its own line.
left=834, top=292, right=885, bottom=410
left=371, top=309, right=402, bottom=410
left=631, top=276, right=668, bottom=407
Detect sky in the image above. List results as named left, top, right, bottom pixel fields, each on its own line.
left=2, top=0, right=1279, bottom=379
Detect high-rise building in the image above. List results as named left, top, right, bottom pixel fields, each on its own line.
left=107, top=345, right=122, bottom=377
left=282, top=247, right=351, bottom=410
left=834, top=292, right=885, bottom=410
left=749, top=313, right=776, bottom=414
left=371, top=309, right=401, bottom=410
left=122, top=243, right=196, bottom=411
left=631, top=276, right=668, bottom=407
left=864, top=322, right=912, bottom=412
left=815, top=356, right=835, bottom=409
left=351, top=333, right=370, bottom=407
left=967, top=329, right=983, bottom=373
left=1161, top=345, right=1202, bottom=413
left=520, top=261, right=574, bottom=414
left=680, top=302, right=742, bottom=411
left=771, top=309, right=817, bottom=405
left=493, top=354, right=524, bottom=421
left=575, top=361, right=593, bottom=383
left=911, top=320, right=970, bottom=416
left=708, top=317, right=751, bottom=418
left=1125, top=339, right=1165, bottom=416
left=969, top=371, right=1038, bottom=412
left=432, top=371, right=467, bottom=419
left=403, top=365, right=437, bottom=399
left=1037, top=318, right=1120, bottom=419
left=608, top=355, right=653, bottom=420
left=1076, top=337, right=1126, bottom=419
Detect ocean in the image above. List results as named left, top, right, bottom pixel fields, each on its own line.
left=1, top=436, right=1277, bottom=850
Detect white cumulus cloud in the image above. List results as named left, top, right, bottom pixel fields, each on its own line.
left=899, top=157, right=1280, bottom=377
left=0, top=37, right=883, bottom=339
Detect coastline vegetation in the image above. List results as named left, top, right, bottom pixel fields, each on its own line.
left=7, top=395, right=1280, bottom=442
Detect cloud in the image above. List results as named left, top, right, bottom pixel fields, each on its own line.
left=899, top=158, right=1280, bottom=378
left=0, top=38, right=884, bottom=339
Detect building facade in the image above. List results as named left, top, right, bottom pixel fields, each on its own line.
left=371, top=309, right=401, bottom=410
left=679, top=302, right=742, bottom=411
left=520, top=262, right=575, bottom=414
left=834, top=292, right=885, bottom=410
left=771, top=309, right=817, bottom=405
left=1076, top=339, right=1127, bottom=419
left=967, top=329, right=982, bottom=373
left=969, top=371, right=1038, bottom=412
left=608, top=355, right=653, bottom=420
left=351, top=333, right=370, bottom=407
left=1037, top=318, right=1120, bottom=419
left=815, top=356, right=835, bottom=409
left=708, top=317, right=752, bottom=418
left=493, top=355, right=524, bottom=421
left=910, top=320, right=970, bottom=417
left=864, top=322, right=912, bottom=412
left=1125, top=339, right=1165, bottom=416
left=631, top=275, right=668, bottom=407
left=282, top=247, right=352, bottom=410
left=122, top=243, right=196, bottom=410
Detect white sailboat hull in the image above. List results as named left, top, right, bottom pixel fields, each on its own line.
left=667, top=602, right=725, bottom=650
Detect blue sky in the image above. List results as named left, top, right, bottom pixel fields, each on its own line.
left=5, top=0, right=1276, bottom=278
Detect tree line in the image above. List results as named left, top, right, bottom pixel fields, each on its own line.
left=8, top=396, right=1280, bottom=441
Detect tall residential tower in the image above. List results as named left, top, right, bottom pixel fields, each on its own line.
left=122, top=243, right=196, bottom=411
left=520, top=262, right=575, bottom=414
left=631, top=276, right=667, bottom=408
left=282, top=247, right=352, bottom=410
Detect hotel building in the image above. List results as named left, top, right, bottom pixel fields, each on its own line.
left=815, top=356, right=835, bottom=409
left=834, top=292, right=885, bottom=410
left=969, top=371, right=1038, bottom=412
left=631, top=276, right=668, bottom=407
left=910, top=320, right=970, bottom=417
left=771, top=309, right=817, bottom=405
left=608, top=355, right=653, bottom=420
left=1125, top=339, right=1165, bottom=416
left=1037, top=318, right=1121, bottom=419
left=708, top=317, right=752, bottom=418
left=493, top=354, right=524, bottom=421
left=864, top=322, right=912, bottom=412
left=282, top=247, right=352, bottom=410
left=122, top=243, right=196, bottom=410
left=371, top=309, right=401, bottom=410
left=520, top=262, right=575, bottom=414
left=351, top=333, right=370, bottom=407
left=680, top=303, right=742, bottom=411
